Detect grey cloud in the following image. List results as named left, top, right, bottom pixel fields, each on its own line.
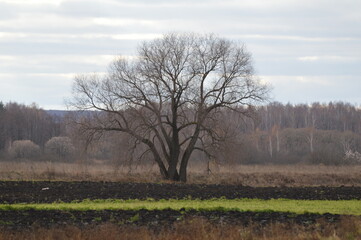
left=2, top=0, right=360, bottom=40
left=257, top=59, right=361, bottom=76
left=0, top=3, right=19, bottom=19
left=58, top=0, right=107, bottom=18
left=0, top=24, right=134, bottom=35
left=1, top=0, right=361, bottom=108
left=271, top=76, right=361, bottom=104
left=55, top=0, right=361, bottom=39
left=0, top=76, right=73, bottom=109
left=0, top=38, right=139, bottom=56
left=0, top=57, right=106, bottom=74
left=0, top=2, right=59, bottom=18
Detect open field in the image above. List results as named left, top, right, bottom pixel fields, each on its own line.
left=1, top=164, right=361, bottom=239
left=0, top=182, right=361, bottom=239
left=1, top=216, right=361, bottom=240
left=1, top=161, right=361, bottom=186
left=0, top=181, right=360, bottom=226
left=1, top=181, right=361, bottom=203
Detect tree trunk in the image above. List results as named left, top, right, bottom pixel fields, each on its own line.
left=179, top=146, right=193, bottom=182
left=168, top=141, right=180, bottom=181
left=305, top=127, right=315, bottom=154
left=168, top=166, right=179, bottom=181
left=268, top=135, right=273, bottom=158
left=168, top=170, right=180, bottom=181
left=157, top=160, right=169, bottom=180
left=168, top=104, right=181, bottom=181
left=179, top=130, right=200, bottom=182
left=179, top=161, right=188, bottom=182
left=276, top=129, right=280, bottom=153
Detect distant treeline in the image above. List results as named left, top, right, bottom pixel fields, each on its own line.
left=0, top=101, right=360, bottom=165
left=255, top=102, right=361, bottom=133
left=0, top=102, right=64, bottom=150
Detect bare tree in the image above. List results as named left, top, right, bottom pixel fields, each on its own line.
left=9, top=140, right=41, bottom=160
left=45, top=136, right=75, bottom=161
left=69, top=33, right=269, bottom=182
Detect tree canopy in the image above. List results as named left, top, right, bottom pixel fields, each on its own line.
left=70, top=33, right=269, bottom=182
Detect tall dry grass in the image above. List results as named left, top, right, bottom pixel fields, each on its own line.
left=1, top=216, right=361, bottom=240
left=1, top=161, right=361, bottom=186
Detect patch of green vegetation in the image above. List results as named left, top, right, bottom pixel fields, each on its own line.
left=0, top=198, right=360, bottom=215
left=129, top=213, right=140, bottom=223
left=0, top=220, right=13, bottom=225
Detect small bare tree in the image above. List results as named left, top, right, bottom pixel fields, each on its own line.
left=45, top=137, right=75, bottom=161
left=9, top=140, right=40, bottom=160
left=69, top=33, right=269, bottom=182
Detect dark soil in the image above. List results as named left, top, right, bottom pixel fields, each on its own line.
left=0, top=209, right=341, bottom=230
left=0, top=181, right=360, bottom=203
left=0, top=181, right=359, bottom=229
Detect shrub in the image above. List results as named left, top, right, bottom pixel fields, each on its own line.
left=45, top=137, right=75, bottom=161
left=9, top=140, right=41, bottom=159
left=343, top=149, right=361, bottom=164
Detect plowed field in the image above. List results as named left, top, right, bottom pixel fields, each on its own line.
left=0, top=181, right=359, bottom=229
left=1, top=181, right=361, bottom=203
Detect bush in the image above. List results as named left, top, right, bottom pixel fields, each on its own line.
left=343, top=150, right=361, bottom=164
left=9, top=140, right=41, bottom=160
left=45, top=137, right=75, bottom=161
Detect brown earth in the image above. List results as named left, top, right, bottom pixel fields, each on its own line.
left=0, top=181, right=360, bottom=203
left=0, top=209, right=340, bottom=230
left=0, top=181, right=359, bottom=230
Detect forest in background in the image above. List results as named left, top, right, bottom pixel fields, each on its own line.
left=0, top=101, right=360, bottom=166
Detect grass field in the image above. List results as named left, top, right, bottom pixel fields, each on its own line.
left=1, top=198, right=361, bottom=215
left=1, top=161, right=361, bottom=186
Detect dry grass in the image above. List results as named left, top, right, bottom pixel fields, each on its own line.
left=193, top=164, right=361, bottom=186
left=0, top=161, right=361, bottom=186
left=1, top=216, right=361, bottom=240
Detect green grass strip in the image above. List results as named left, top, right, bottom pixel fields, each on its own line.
left=0, top=199, right=361, bottom=215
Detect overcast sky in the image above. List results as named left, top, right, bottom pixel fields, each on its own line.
left=0, top=0, right=360, bottom=109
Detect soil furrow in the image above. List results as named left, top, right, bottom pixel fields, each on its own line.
left=0, top=209, right=341, bottom=229
left=0, top=181, right=361, bottom=203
